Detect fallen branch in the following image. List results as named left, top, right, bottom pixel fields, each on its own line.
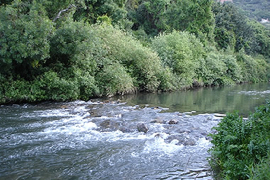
left=53, top=4, right=76, bottom=22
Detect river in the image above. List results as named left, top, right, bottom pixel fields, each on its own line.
left=0, top=83, right=269, bottom=180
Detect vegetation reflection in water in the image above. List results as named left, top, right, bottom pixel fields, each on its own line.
left=115, top=83, right=270, bottom=116
left=0, top=83, right=269, bottom=179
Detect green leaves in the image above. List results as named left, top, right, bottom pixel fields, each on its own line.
left=209, top=102, right=270, bottom=179
left=151, top=31, right=205, bottom=88
left=0, top=1, right=53, bottom=79
left=0, top=0, right=269, bottom=104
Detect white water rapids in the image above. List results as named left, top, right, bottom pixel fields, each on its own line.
left=0, top=100, right=221, bottom=180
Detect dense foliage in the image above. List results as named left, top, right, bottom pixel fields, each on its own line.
left=209, top=102, right=270, bottom=179
left=0, top=0, right=269, bottom=104
left=233, top=0, right=270, bottom=22
left=212, top=2, right=270, bottom=56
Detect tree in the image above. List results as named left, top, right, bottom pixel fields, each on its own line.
left=165, top=0, right=215, bottom=42
left=129, top=0, right=215, bottom=40
left=129, top=0, right=169, bottom=36
left=0, top=0, right=53, bottom=79
left=213, top=2, right=270, bottom=56
left=73, top=0, right=127, bottom=24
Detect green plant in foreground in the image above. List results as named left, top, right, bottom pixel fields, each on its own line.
left=209, top=102, right=270, bottom=179
left=249, top=153, right=270, bottom=180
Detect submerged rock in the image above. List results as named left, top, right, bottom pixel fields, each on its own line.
left=166, top=135, right=196, bottom=146
left=137, top=123, right=148, bottom=133
left=168, top=119, right=178, bottom=124
left=150, top=118, right=166, bottom=124
left=119, top=126, right=133, bottom=133
left=99, top=120, right=120, bottom=131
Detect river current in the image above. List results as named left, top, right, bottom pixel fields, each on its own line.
left=0, top=83, right=270, bottom=180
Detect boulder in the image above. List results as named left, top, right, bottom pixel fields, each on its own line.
left=137, top=123, right=148, bottom=133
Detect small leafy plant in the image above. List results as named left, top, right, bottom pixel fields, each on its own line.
left=209, top=102, right=270, bottom=179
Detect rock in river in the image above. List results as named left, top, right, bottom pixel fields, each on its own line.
left=137, top=123, right=148, bottom=133
left=168, top=119, right=179, bottom=124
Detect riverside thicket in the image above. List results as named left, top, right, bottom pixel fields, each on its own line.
left=209, top=102, right=270, bottom=179
left=0, top=0, right=269, bottom=104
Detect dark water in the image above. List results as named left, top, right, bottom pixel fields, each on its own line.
left=0, top=83, right=269, bottom=180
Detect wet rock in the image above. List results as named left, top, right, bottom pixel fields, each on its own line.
left=99, top=120, right=120, bottom=131
left=166, top=135, right=196, bottom=146
left=89, top=111, right=102, bottom=117
left=150, top=118, right=166, bottom=124
left=151, top=106, right=160, bottom=110
left=100, top=120, right=110, bottom=129
left=168, top=119, right=178, bottom=124
left=183, top=138, right=196, bottom=146
left=137, top=123, right=148, bottom=133
left=119, top=126, right=132, bottom=133
left=60, top=105, right=68, bottom=109
left=176, top=129, right=191, bottom=134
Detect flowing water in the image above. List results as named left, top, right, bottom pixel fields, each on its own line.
left=0, top=83, right=270, bottom=180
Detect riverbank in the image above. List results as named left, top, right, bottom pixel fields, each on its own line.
left=0, top=23, right=269, bottom=106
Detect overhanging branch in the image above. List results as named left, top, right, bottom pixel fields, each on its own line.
left=53, top=4, right=76, bottom=22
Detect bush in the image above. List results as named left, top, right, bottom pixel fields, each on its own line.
left=0, top=77, right=46, bottom=103
left=250, top=153, right=270, bottom=180
left=91, top=24, right=164, bottom=92
left=0, top=1, right=53, bottom=79
left=151, top=31, right=205, bottom=88
left=96, top=62, right=135, bottom=96
left=209, top=102, right=270, bottom=179
left=199, top=50, right=228, bottom=86
left=73, top=69, right=99, bottom=100
left=220, top=54, right=242, bottom=83
left=237, top=52, right=269, bottom=83
left=40, top=71, right=79, bottom=101
left=49, top=19, right=100, bottom=76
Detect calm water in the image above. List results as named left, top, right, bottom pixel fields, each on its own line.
left=0, top=83, right=269, bottom=180
left=117, top=83, right=270, bottom=116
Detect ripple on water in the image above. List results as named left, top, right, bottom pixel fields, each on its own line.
left=0, top=101, right=216, bottom=179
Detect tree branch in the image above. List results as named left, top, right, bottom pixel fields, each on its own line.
left=53, top=4, right=76, bottom=22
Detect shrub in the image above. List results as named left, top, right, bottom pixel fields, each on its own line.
left=91, top=24, right=164, bottom=92
left=237, top=52, right=269, bottom=83
left=151, top=31, right=205, bottom=88
left=73, top=69, right=99, bottom=100
left=0, top=1, right=53, bottom=79
left=96, top=62, right=135, bottom=96
left=40, top=71, right=79, bottom=101
left=220, top=54, right=242, bottom=83
left=49, top=19, right=100, bottom=76
left=209, top=102, right=270, bottom=179
left=200, top=51, right=228, bottom=86
left=250, top=153, right=270, bottom=180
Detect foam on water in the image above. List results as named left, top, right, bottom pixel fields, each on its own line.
left=238, top=90, right=270, bottom=96
left=0, top=100, right=218, bottom=179
left=143, top=135, right=184, bottom=156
